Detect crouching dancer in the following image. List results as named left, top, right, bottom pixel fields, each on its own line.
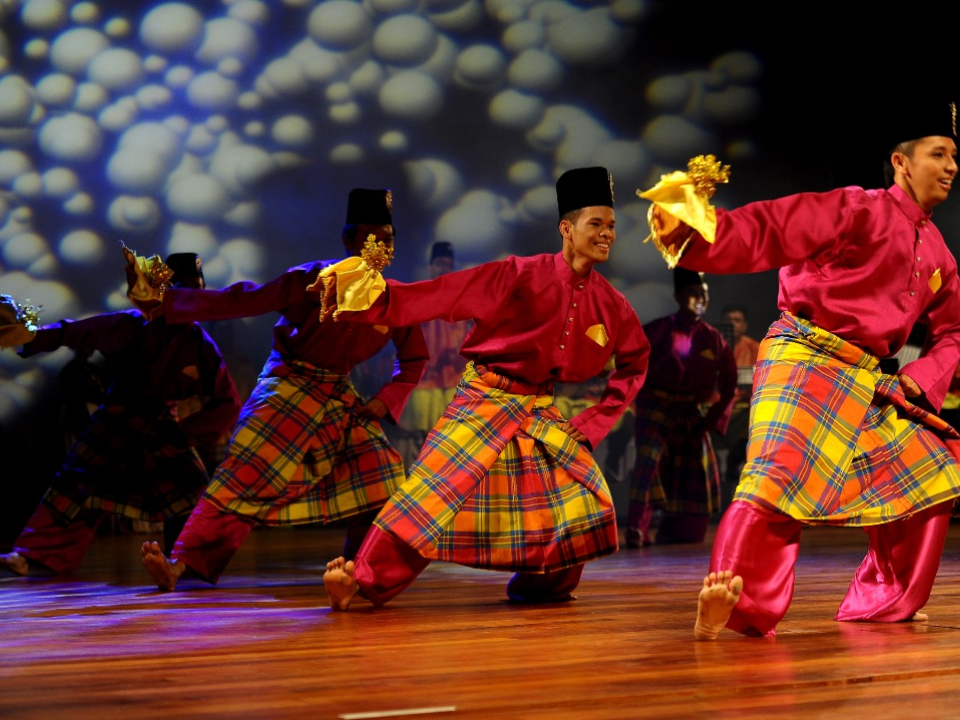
left=0, top=250, right=239, bottom=577
left=141, top=189, right=427, bottom=590
left=320, top=167, right=649, bottom=609
left=637, top=101, right=960, bottom=639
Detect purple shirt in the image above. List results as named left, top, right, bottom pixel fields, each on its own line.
left=640, top=314, right=738, bottom=434
left=22, top=310, right=240, bottom=442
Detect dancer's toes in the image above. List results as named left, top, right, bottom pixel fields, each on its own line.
left=0, top=552, right=29, bottom=576
left=324, top=557, right=359, bottom=611
left=140, top=541, right=184, bottom=591
left=694, top=570, right=742, bottom=641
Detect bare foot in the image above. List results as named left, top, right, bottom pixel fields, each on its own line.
left=912, top=612, right=929, bottom=622
left=0, top=552, right=29, bottom=576
left=694, top=570, right=743, bottom=641
left=324, top=556, right=359, bottom=611
left=141, top=541, right=186, bottom=591
left=625, top=529, right=651, bottom=549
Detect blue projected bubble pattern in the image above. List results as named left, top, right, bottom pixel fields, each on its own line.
left=0, top=0, right=761, bottom=421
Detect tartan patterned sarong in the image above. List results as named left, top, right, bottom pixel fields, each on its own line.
left=44, top=402, right=209, bottom=524
left=375, top=362, right=618, bottom=572
left=735, top=313, right=960, bottom=526
left=202, top=358, right=405, bottom=525
left=630, top=391, right=720, bottom=516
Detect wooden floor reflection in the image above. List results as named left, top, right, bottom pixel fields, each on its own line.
left=4, top=524, right=960, bottom=719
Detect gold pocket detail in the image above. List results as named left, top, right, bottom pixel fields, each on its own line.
left=585, top=324, right=608, bottom=347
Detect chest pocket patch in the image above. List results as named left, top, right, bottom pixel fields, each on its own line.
left=929, top=268, right=942, bottom=294
left=585, top=324, right=608, bottom=347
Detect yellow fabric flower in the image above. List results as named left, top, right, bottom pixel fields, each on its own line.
left=308, top=234, right=393, bottom=321
left=309, top=256, right=387, bottom=322
left=122, top=242, right=173, bottom=311
left=636, top=155, right=730, bottom=268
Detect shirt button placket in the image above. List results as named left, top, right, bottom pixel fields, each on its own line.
left=562, top=284, right=583, bottom=351
left=908, top=227, right=920, bottom=298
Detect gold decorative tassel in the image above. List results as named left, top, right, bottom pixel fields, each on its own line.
left=0, top=294, right=42, bottom=350
left=122, top=241, right=174, bottom=306
left=360, top=234, right=394, bottom=273
left=637, top=154, right=730, bottom=267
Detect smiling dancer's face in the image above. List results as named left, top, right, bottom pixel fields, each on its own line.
left=561, top=206, right=615, bottom=272
left=893, top=135, right=958, bottom=211
left=676, top=284, right=708, bottom=321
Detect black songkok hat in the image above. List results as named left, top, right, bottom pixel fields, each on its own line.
left=674, top=267, right=705, bottom=293
left=556, top=167, right=614, bottom=219
left=888, top=98, right=957, bottom=149
left=430, top=241, right=454, bottom=262
left=165, top=253, right=204, bottom=287
left=346, top=188, right=393, bottom=226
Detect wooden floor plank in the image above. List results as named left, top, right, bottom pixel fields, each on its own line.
left=4, top=526, right=960, bottom=719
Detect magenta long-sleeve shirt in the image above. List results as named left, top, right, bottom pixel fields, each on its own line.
left=679, top=184, right=960, bottom=410
left=163, top=260, right=428, bottom=422
left=348, top=252, right=649, bottom=449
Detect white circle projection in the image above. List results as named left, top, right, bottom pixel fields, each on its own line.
left=0, top=0, right=761, bottom=422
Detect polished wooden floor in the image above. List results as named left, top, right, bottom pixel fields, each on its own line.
left=4, top=525, right=960, bottom=719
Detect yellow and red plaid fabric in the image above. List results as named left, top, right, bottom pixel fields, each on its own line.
left=735, top=313, right=960, bottom=525
left=44, top=401, right=209, bottom=524
left=375, top=362, right=618, bottom=572
left=203, top=359, right=405, bottom=525
left=631, top=391, right=720, bottom=516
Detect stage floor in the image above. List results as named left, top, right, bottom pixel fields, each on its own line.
left=4, top=525, right=960, bottom=719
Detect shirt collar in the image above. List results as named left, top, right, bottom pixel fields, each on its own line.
left=553, top=251, right=595, bottom=287
left=887, top=184, right=933, bottom=226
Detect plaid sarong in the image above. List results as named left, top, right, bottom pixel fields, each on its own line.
left=44, top=401, right=209, bottom=524
left=375, top=362, right=618, bottom=572
left=630, top=391, right=720, bottom=516
left=203, top=358, right=405, bottom=525
left=735, top=313, right=960, bottom=526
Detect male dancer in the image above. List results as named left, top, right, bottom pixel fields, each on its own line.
left=639, top=102, right=960, bottom=639
left=0, top=252, right=239, bottom=576
left=627, top=268, right=736, bottom=546
left=141, top=189, right=427, bottom=590
left=322, top=167, right=649, bottom=609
